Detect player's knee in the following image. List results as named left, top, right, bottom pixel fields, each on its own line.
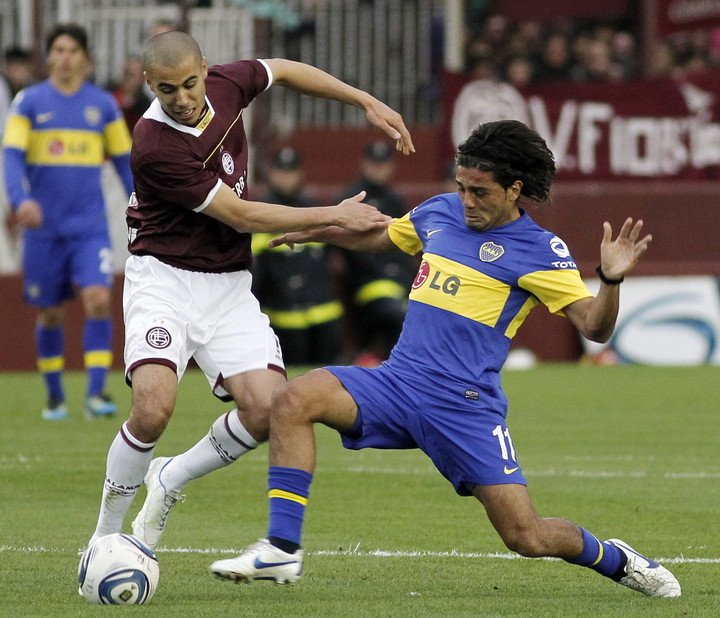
left=272, top=379, right=312, bottom=424
left=500, top=526, right=546, bottom=558
left=81, top=286, right=112, bottom=318
left=128, top=390, right=174, bottom=442
left=37, top=307, right=65, bottom=328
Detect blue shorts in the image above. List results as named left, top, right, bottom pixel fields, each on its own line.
left=328, top=364, right=527, bottom=496
left=23, top=232, right=113, bottom=308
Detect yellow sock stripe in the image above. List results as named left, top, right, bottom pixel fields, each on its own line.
left=268, top=488, right=308, bottom=506
left=84, top=350, right=113, bottom=368
left=591, top=538, right=604, bottom=566
left=37, top=356, right=64, bottom=373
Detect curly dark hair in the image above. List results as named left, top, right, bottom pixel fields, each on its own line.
left=455, top=120, right=556, bottom=202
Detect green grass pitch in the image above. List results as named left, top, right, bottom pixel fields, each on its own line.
left=1, top=365, right=718, bottom=616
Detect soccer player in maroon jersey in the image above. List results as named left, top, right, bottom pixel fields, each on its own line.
left=84, top=31, right=415, bottom=552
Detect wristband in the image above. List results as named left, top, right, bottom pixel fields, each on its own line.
left=595, top=265, right=624, bottom=285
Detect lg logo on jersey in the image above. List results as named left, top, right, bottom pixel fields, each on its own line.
left=413, top=261, right=461, bottom=296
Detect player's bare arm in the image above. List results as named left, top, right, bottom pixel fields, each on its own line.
left=564, top=218, right=652, bottom=343
left=269, top=225, right=396, bottom=253
left=204, top=183, right=391, bottom=234
left=264, top=58, right=415, bottom=155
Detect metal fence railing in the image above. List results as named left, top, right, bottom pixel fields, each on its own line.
left=0, top=0, right=443, bottom=124
left=260, top=0, right=444, bottom=127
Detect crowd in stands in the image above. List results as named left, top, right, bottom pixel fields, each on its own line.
left=462, top=12, right=720, bottom=90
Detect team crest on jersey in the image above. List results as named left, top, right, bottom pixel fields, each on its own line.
left=550, top=236, right=570, bottom=258
left=222, top=152, right=235, bottom=175
left=84, top=106, right=101, bottom=126
left=479, top=241, right=504, bottom=262
left=146, top=327, right=171, bottom=349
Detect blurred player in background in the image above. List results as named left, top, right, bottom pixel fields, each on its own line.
left=252, top=146, right=343, bottom=366
left=211, top=119, right=681, bottom=599
left=335, top=140, right=417, bottom=366
left=2, top=23, right=133, bottom=420
left=84, top=31, right=414, bottom=553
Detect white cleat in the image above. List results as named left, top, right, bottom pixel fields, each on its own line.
left=210, top=538, right=303, bottom=584
left=131, top=457, right=184, bottom=549
left=607, top=538, right=681, bottom=598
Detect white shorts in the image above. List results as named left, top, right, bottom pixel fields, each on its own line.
left=123, top=255, right=285, bottom=399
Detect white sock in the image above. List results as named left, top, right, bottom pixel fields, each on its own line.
left=92, top=422, right=155, bottom=538
left=162, top=410, right=259, bottom=490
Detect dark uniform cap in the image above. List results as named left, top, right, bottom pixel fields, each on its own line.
left=271, top=146, right=302, bottom=170
left=364, top=140, right=394, bottom=163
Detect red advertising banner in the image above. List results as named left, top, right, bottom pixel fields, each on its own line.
left=656, top=0, right=720, bottom=36
left=443, top=69, right=720, bottom=180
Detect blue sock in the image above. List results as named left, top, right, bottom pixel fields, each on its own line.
left=36, top=324, right=64, bottom=403
left=267, top=466, right=313, bottom=552
left=568, top=528, right=626, bottom=579
left=83, top=318, right=112, bottom=397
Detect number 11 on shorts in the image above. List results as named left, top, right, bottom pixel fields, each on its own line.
left=492, top=424, right=517, bottom=462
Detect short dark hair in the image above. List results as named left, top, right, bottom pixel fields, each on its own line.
left=456, top=120, right=555, bottom=202
left=46, top=23, right=89, bottom=55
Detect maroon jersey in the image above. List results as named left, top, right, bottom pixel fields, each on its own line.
left=127, top=60, right=270, bottom=272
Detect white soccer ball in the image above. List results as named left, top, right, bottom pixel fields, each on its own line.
left=78, top=533, right=160, bottom=605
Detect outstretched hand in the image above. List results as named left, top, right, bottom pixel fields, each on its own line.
left=364, top=98, right=415, bottom=155
left=334, top=191, right=392, bottom=232
left=599, top=218, right=652, bottom=280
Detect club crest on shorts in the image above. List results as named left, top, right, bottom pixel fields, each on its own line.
left=146, top=326, right=171, bottom=349
left=479, top=242, right=504, bottom=262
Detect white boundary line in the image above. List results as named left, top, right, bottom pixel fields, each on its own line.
left=2, top=545, right=718, bottom=564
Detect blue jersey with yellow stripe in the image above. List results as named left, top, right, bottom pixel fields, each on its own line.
left=385, top=192, right=592, bottom=416
left=2, top=80, right=132, bottom=237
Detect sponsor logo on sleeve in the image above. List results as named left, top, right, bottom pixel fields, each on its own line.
left=549, top=236, right=576, bottom=268
left=550, top=236, right=570, bottom=258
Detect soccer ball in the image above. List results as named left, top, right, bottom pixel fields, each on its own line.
left=78, top=533, right=160, bottom=605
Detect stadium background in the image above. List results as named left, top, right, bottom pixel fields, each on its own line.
left=0, top=0, right=718, bottom=369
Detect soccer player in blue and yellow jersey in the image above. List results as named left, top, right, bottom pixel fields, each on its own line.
left=2, top=24, right=134, bottom=420
left=210, top=120, right=682, bottom=598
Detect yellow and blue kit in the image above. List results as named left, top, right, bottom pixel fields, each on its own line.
left=328, top=192, right=593, bottom=493
left=2, top=80, right=133, bottom=304
left=3, top=80, right=133, bottom=235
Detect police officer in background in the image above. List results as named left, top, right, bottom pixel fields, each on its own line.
left=335, top=140, right=418, bottom=366
left=252, top=147, right=343, bottom=365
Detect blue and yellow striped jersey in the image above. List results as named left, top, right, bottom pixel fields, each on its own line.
left=2, top=80, right=132, bottom=237
left=385, top=192, right=592, bottom=414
